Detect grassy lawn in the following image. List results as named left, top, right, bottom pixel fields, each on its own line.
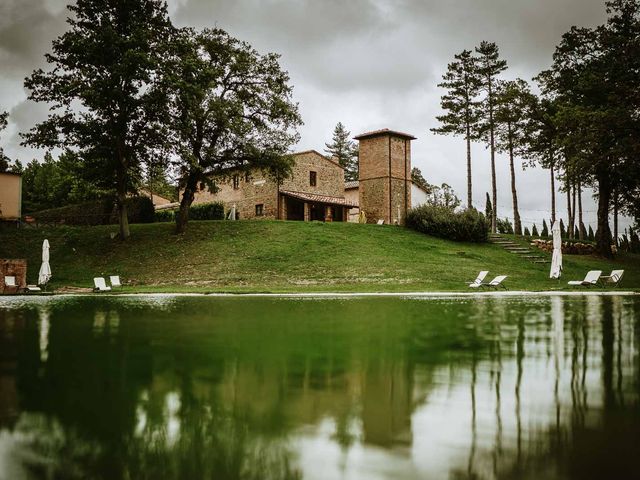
left=1, top=220, right=638, bottom=293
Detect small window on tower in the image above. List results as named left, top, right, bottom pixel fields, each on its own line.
left=233, top=175, right=240, bottom=190
left=255, top=204, right=264, bottom=216
left=310, top=171, right=317, bottom=187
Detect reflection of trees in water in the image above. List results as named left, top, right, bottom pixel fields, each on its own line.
left=453, top=295, right=640, bottom=480
left=1, top=296, right=639, bottom=479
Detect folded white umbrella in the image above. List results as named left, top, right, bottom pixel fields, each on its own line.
left=38, top=239, right=52, bottom=285
left=550, top=221, right=563, bottom=279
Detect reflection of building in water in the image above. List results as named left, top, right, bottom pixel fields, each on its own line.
left=361, top=360, right=413, bottom=446
left=0, top=310, right=29, bottom=429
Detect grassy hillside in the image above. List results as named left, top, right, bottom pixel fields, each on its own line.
left=1, top=220, right=638, bottom=292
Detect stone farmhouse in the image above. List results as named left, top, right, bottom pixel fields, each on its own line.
left=192, top=128, right=428, bottom=225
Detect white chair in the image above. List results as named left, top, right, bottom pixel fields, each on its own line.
left=4, top=276, right=17, bottom=293
left=93, top=277, right=112, bottom=292
left=109, top=275, right=122, bottom=288
left=486, top=275, right=508, bottom=290
left=568, top=270, right=602, bottom=287
left=468, top=271, right=489, bottom=288
left=376, top=219, right=385, bottom=225
left=599, top=269, right=624, bottom=288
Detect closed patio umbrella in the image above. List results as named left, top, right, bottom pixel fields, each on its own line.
left=550, top=221, right=562, bottom=279
left=38, top=239, right=52, bottom=286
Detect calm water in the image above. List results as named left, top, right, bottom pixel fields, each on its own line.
left=0, top=295, right=639, bottom=480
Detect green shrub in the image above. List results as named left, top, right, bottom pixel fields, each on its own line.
left=122, top=196, right=155, bottom=224
left=189, top=202, right=224, bottom=221
left=406, top=205, right=488, bottom=242
left=155, top=209, right=176, bottom=222
left=497, top=218, right=514, bottom=234
left=32, top=196, right=156, bottom=226
left=33, top=200, right=113, bottom=225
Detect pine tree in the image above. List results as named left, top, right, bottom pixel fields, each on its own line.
left=324, top=122, right=358, bottom=181
left=485, top=192, right=493, bottom=221
left=494, top=78, right=533, bottom=235
left=431, top=49, right=481, bottom=209
left=541, top=219, right=549, bottom=237
left=588, top=225, right=595, bottom=241
left=476, top=41, right=508, bottom=233
left=532, top=224, right=539, bottom=236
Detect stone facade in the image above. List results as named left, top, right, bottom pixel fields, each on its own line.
left=354, top=129, right=415, bottom=225
left=191, top=150, right=350, bottom=221
left=188, top=129, right=417, bottom=224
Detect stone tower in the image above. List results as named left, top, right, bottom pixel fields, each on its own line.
left=354, top=129, right=416, bottom=225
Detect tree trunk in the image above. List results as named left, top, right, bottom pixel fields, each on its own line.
left=176, top=174, right=198, bottom=234
left=571, top=183, right=576, bottom=239
left=116, top=162, right=130, bottom=240
left=577, top=180, right=584, bottom=240
left=566, top=183, right=573, bottom=240
left=550, top=162, right=556, bottom=225
left=466, top=123, right=473, bottom=210
left=596, top=172, right=613, bottom=258
left=508, top=123, right=521, bottom=235
left=613, top=188, right=619, bottom=247
left=488, top=84, right=497, bottom=234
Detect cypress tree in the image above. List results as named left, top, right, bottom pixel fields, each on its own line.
left=485, top=192, right=493, bottom=221
left=524, top=226, right=531, bottom=236
left=560, top=218, right=566, bottom=238
left=541, top=219, right=549, bottom=237
left=532, top=224, right=539, bottom=237
left=588, top=225, right=595, bottom=241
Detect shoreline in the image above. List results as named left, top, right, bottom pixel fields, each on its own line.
left=1, top=290, right=638, bottom=300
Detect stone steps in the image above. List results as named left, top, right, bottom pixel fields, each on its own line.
left=490, top=234, right=551, bottom=265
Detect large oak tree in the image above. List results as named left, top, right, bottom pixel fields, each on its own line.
left=162, top=28, right=302, bottom=234
left=22, top=0, right=172, bottom=239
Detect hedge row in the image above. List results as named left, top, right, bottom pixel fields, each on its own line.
left=406, top=205, right=489, bottom=243
left=155, top=202, right=225, bottom=222
left=32, top=196, right=155, bottom=226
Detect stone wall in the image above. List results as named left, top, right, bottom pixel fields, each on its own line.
left=280, top=151, right=345, bottom=197
left=190, top=150, right=345, bottom=220
left=192, top=172, right=279, bottom=220
left=357, top=133, right=412, bottom=224
left=0, top=259, right=27, bottom=293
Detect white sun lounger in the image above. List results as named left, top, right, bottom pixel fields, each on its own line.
left=599, top=269, right=624, bottom=288
left=468, top=271, right=489, bottom=288
left=568, top=270, right=602, bottom=287
left=486, top=275, right=508, bottom=290
left=93, top=277, right=112, bottom=292
left=109, top=275, right=122, bottom=288
left=3, top=276, right=17, bottom=293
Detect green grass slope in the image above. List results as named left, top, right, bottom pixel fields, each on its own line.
left=1, top=221, right=638, bottom=292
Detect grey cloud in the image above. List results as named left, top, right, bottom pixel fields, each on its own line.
left=1, top=0, right=628, bottom=227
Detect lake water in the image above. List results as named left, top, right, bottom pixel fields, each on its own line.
left=0, top=294, right=639, bottom=480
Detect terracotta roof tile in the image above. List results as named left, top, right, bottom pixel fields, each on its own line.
left=280, top=190, right=359, bottom=208
left=353, top=128, right=417, bottom=140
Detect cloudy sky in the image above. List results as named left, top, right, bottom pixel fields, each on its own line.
left=0, top=0, right=631, bottom=230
